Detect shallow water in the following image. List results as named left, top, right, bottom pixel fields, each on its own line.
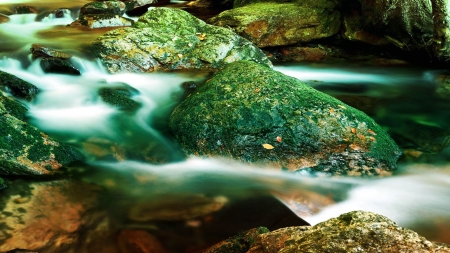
left=1, top=0, right=450, bottom=251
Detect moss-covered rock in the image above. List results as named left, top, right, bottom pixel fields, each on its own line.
left=233, top=0, right=339, bottom=9
left=251, top=211, right=450, bottom=253
left=0, top=70, right=39, bottom=101
left=0, top=93, right=28, bottom=120
left=169, top=61, right=401, bottom=175
left=79, top=1, right=126, bottom=17
left=90, top=7, right=272, bottom=73
left=0, top=113, right=85, bottom=176
left=208, top=2, right=340, bottom=48
left=98, top=87, right=141, bottom=111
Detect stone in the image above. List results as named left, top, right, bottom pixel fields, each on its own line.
left=208, top=3, right=340, bottom=47
left=39, top=58, right=81, bottom=76
left=90, top=7, right=272, bottom=73
left=0, top=70, right=39, bottom=101
left=0, top=92, right=85, bottom=176
left=358, top=0, right=433, bottom=49
left=246, top=211, right=450, bottom=253
left=70, top=14, right=134, bottom=29
left=117, top=230, right=169, bottom=253
left=202, top=227, right=269, bottom=253
left=14, top=6, right=38, bottom=14
left=341, top=8, right=390, bottom=46
left=79, top=1, right=127, bottom=17
left=169, top=61, right=402, bottom=175
left=0, top=180, right=102, bottom=252
left=233, top=0, right=340, bottom=9
left=98, top=87, right=141, bottom=111
left=0, top=13, right=10, bottom=24
left=30, top=44, right=72, bottom=59
left=0, top=93, right=28, bottom=120
left=119, top=0, right=163, bottom=16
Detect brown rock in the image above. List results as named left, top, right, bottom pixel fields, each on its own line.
left=14, top=6, right=38, bottom=14
left=0, top=13, right=10, bottom=23
left=278, top=47, right=328, bottom=62
left=118, top=230, right=169, bottom=253
left=0, top=180, right=102, bottom=252
left=341, top=9, right=390, bottom=45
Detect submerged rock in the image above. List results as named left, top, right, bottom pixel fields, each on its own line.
left=0, top=70, right=39, bottom=101
left=169, top=61, right=401, bottom=175
left=98, top=87, right=141, bottom=111
left=0, top=180, right=103, bottom=252
left=246, top=211, right=450, bottom=253
left=90, top=7, right=272, bottom=73
left=208, top=2, right=340, bottom=48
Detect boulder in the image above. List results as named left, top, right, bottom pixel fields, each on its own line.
left=341, top=8, right=390, bottom=46
left=246, top=211, right=450, bottom=253
left=358, top=0, right=433, bottom=49
left=71, top=14, right=134, bottom=29
left=39, top=58, right=81, bottom=75
left=90, top=7, right=272, bottom=73
left=208, top=2, right=340, bottom=47
left=14, top=5, right=38, bottom=14
left=119, top=0, right=168, bottom=16
left=98, top=86, right=141, bottom=112
left=0, top=70, right=39, bottom=101
left=169, top=61, right=401, bottom=175
left=233, top=0, right=340, bottom=9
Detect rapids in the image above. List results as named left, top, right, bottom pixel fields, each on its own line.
left=1, top=0, right=450, bottom=249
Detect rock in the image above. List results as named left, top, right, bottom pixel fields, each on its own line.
left=14, top=6, right=38, bottom=14
left=208, top=2, right=340, bottom=48
left=90, top=7, right=272, bottom=73
left=187, top=0, right=234, bottom=10
left=79, top=1, right=127, bottom=17
left=341, top=8, right=390, bottom=46
left=276, top=46, right=328, bottom=62
left=98, top=87, right=141, bottom=111
left=0, top=93, right=85, bottom=175
left=53, top=8, right=70, bottom=18
left=169, top=61, right=402, bottom=175
left=71, top=14, right=134, bottom=29
left=247, top=211, right=450, bottom=253
left=30, top=44, right=72, bottom=59
left=119, top=0, right=165, bottom=16
left=0, top=13, right=10, bottom=23
left=233, top=0, right=340, bottom=9
left=358, top=0, right=433, bottom=49
left=39, top=58, right=81, bottom=75
left=0, top=93, right=28, bottom=120
left=202, top=227, right=269, bottom=253
left=128, top=194, right=227, bottom=221
left=0, top=70, right=39, bottom=101
left=118, top=230, right=169, bottom=253
left=0, top=180, right=102, bottom=252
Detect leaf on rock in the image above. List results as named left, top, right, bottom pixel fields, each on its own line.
left=262, top=143, right=274, bottom=149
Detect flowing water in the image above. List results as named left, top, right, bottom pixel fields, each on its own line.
left=1, top=0, right=450, bottom=251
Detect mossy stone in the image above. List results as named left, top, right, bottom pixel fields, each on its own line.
left=169, top=61, right=401, bottom=175
left=0, top=70, right=39, bottom=101
left=98, top=87, right=141, bottom=111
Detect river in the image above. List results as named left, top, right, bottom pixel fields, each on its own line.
left=1, top=0, right=450, bottom=251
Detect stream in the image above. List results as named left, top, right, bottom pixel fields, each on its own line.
left=1, top=0, right=450, bottom=251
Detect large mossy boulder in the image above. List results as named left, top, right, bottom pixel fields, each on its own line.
left=0, top=92, right=84, bottom=176
left=169, top=61, right=401, bottom=176
left=246, top=211, right=450, bottom=253
left=0, top=70, right=39, bottom=101
left=208, top=2, right=340, bottom=48
left=90, top=7, right=272, bottom=73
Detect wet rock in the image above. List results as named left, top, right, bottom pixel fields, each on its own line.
left=98, top=87, right=141, bottom=111
left=118, top=230, right=169, bottom=253
left=0, top=100, right=85, bottom=175
left=120, top=0, right=166, bottom=16
left=234, top=0, right=340, bottom=9
left=341, top=8, right=390, bottom=46
left=358, top=0, right=433, bottom=49
left=14, top=6, right=38, bottom=14
left=246, top=211, right=450, bottom=253
left=90, top=7, right=272, bottom=73
left=276, top=46, right=328, bottom=62
left=0, top=13, right=10, bottom=23
left=30, top=44, right=72, bottom=59
left=202, top=227, right=269, bottom=253
left=128, top=194, right=227, bottom=221
left=53, top=8, right=70, bottom=18
left=208, top=2, right=340, bottom=48
left=30, top=44, right=81, bottom=76
left=79, top=1, right=127, bottom=17
left=71, top=14, right=134, bottom=29
left=0, top=180, right=102, bottom=252
left=0, top=70, right=39, bottom=101
left=187, top=0, right=233, bottom=10
left=0, top=93, right=28, bottom=120
left=169, top=61, right=401, bottom=175
left=39, top=58, right=81, bottom=75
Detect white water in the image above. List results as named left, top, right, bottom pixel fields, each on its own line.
left=1, top=4, right=450, bottom=245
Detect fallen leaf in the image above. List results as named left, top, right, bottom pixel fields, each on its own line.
left=262, top=143, right=274, bottom=149
left=368, top=129, right=376, bottom=135
left=254, top=88, right=260, bottom=93
left=276, top=136, right=282, bottom=142
left=351, top=128, right=356, bottom=134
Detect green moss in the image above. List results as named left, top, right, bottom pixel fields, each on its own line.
left=98, top=87, right=141, bottom=111
left=0, top=95, right=28, bottom=120
left=0, top=177, right=6, bottom=190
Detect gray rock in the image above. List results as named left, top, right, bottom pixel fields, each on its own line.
left=169, top=61, right=401, bottom=175
left=208, top=2, right=340, bottom=47
left=90, top=7, right=272, bottom=73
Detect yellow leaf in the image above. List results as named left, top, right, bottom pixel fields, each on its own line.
left=262, top=143, right=274, bottom=149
